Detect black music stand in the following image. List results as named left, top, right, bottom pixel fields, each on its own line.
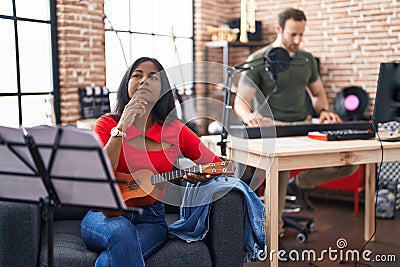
left=0, top=125, right=142, bottom=267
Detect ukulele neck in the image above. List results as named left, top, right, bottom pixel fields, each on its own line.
left=151, top=165, right=201, bottom=184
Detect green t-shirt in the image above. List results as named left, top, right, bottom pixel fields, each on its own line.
left=241, top=45, right=319, bottom=122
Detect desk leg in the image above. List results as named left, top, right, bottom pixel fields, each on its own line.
left=265, top=160, right=279, bottom=267
left=364, top=163, right=376, bottom=241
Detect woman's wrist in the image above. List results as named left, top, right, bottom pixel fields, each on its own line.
left=116, top=121, right=125, bottom=132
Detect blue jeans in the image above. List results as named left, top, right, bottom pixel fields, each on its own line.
left=81, top=201, right=168, bottom=267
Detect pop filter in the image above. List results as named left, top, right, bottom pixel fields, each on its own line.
left=264, top=47, right=291, bottom=81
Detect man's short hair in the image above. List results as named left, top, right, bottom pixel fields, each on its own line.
left=278, top=8, right=307, bottom=30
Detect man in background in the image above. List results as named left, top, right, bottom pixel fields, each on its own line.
left=234, top=7, right=358, bottom=235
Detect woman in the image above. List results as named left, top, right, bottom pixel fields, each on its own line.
left=81, top=57, right=221, bottom=266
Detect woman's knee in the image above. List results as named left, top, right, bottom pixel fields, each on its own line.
left=106, top=217, right=137, bottom=242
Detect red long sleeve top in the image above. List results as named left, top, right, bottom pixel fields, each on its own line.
left=94, top=114, right=221, bottom=206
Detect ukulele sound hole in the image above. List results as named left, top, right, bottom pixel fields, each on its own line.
left=127, top=180, right=140, bottom=190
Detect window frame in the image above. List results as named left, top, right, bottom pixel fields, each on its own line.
left=103, top=0, right=195, bottom=109
left=0, top=0, right=60, bottom=126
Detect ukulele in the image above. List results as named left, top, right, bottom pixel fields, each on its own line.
left=116, top=160, right=235, bottom=207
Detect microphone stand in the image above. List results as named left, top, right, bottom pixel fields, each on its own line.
left=217, top=58, right=265, bottom=159
left=216, top=47, right=296, bottom=158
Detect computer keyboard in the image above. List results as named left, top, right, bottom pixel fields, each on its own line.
left=307, top=129, right=376, bottom=141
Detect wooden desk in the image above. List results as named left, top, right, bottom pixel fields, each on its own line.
left=200, top=135, right=400, bottom=266
left=76, top=118, right=97, bottom=130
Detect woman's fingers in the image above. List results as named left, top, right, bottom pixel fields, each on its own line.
left=120, top=98, right=148, bottom=128
left=183, top=173, right=212, bottom=184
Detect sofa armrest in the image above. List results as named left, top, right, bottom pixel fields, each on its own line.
left=0, top=201, right=41, bottom=267
left=206, top=190, right=244, bottom=266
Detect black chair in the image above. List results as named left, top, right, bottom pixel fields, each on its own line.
left=282, top=184, right=315, bottom=243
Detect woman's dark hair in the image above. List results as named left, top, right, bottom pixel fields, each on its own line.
left=113, top=57, right=177, bottom=125
left=278, top=8, right=307, bottom=30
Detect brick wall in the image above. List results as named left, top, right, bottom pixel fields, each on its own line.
left=57, top=0, right=105, bottom=124
left=57, top=0, right=399, bottom=124
left=194, top=0, right=400, bottom=116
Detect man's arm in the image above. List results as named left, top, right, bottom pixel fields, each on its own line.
left=308, top=77, right=342, bottom=123
left=234, top=82, right=273, bottom=127
left=234, top=82, right=256, bottom=123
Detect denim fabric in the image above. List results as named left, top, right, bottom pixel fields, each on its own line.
left=168, top=176, right=266, bottom=262
left=81, top=201, right=168, bottom=267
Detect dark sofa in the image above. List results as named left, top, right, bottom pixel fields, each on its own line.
left=0, top=190, right=244, bottom=267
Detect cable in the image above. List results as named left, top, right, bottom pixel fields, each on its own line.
left=104, top=14, right=129, bottom=68
left=354, top=122, right=384, bottom=267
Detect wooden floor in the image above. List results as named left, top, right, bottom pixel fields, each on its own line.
left=244, top=195, right=400, bottom=267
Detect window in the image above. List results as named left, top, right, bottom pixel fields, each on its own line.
left=0, top=0, right=60, bottom=128
left=104, top=0, right=194, bottom=110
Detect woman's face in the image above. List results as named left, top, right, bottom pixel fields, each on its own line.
left=128, top=61, right=162, bottom=103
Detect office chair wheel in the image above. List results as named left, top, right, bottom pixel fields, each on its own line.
left=296, top=232, right=307, bottom=243
left=307, top=222, right=315, bottom=232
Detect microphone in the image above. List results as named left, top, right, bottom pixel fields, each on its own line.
left=258, top=47, right=293, bottom=105
left=264, top=47, right=310, bottom=80
left=264, top=47, right=291, bottom=81
left=233, top=47, right=311, bottom=109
